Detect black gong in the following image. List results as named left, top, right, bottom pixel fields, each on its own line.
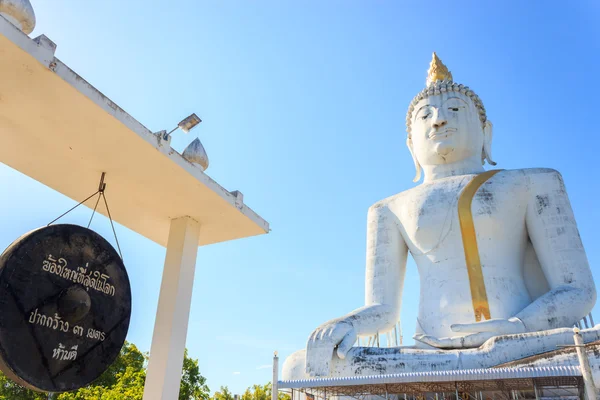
left=0, top=224, right=131, bottom=392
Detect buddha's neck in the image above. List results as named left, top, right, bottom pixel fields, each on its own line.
left=422, top=157, right=485, bottom=183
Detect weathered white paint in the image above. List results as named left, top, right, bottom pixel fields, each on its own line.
left=284, top=325, right=600, bottom=379
left=283, top=54, right=596, bottom=380
left=491, top=330, right=600, bottom=392
left=143, top=217, right=201, bottom=400
left=0, top=0, right=35, bottom=34
left=0, top=15, right=268, bottom=247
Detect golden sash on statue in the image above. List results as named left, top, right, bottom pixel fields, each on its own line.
left=458, top=169, right=503, bottom=321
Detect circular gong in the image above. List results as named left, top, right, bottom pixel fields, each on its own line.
left=0, top=224, right=131, bottom=392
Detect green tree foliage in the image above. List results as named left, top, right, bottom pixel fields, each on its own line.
left=179, top=349, right=210, bottom=400
left=56, top=365, right=146, bottom=400
left=212, top=386, right=235, bottom=400
left=91, top=342, right=146, bottom=388
left=0, top=373, right=47, bottom=400
left=240, top=383, right=290, bottom=400
left=0, top=342, right=209, bottom=400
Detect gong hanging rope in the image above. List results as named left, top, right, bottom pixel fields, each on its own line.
left=0, top=224, right=132, bottom=392
left=46, top=173, right=123, bottom=261
left=0, top=171, right=131, bottom=392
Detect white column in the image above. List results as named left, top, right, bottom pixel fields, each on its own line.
left=272, top=352, right=279, bottom=400
left=573, top=328, right=597, bottom=400
left=143, top=216, right=201, bottom=400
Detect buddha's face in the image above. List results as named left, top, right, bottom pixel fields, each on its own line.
left=410, top=91, right=483, bottom=166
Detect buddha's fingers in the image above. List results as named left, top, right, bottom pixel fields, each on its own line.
left=306, top=320, right=355, bottom=375
left=306, top=341, right=334, bottom=377
left=461, top=332, right=495, bottom=347
left=414, top=332, right=494, bottom=348
left=451, top=319, right=508, bottom=333
left=451, top=318, right=526, bottom=335
left=413, top=334, right=461, bottom=348
left=336, top=331, right=357, bottom=359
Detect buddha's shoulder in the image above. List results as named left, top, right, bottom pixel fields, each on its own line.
left=368, top=191, right=408, bottom=213
left=495, top=167, right=565, bottom=187
left=368, top=168, right=565, bottom=211
left=468, top=168, right=567, bottom=195
left=501, top=168, right=568, bottom=196
left=368, top=188, right=418, bottom=212
left=496, top=167, right=561, bottom=178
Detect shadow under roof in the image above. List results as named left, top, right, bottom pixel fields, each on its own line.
left=0, top=17, right=269, bottom=247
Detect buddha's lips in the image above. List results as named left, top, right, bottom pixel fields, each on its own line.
left=429, top=128, right=457, bottom=140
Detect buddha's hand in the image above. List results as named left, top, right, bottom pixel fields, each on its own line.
left=305, top=318, right=357, bottom=377
left=413, top=317, right=526, bottom=349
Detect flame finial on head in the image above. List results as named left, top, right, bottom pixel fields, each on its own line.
left=407, top=52, right=488, bottom=133
left=426, top=52, right=453, bottom=87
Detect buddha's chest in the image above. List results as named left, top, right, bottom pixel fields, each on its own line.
left=395, top=176, right=527, bottom=256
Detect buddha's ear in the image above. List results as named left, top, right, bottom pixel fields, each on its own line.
left=407, top=136, right=422, bottom=183
left=482, top=120, right=497, bottom=166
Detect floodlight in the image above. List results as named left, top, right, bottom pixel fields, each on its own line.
left=163, top=113, right=202, bottom=140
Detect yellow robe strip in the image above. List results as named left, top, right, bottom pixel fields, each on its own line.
left=458, top=169, right=502, bottom=321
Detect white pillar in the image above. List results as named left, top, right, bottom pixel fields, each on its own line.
left=272, top=352, right=279, bottom=400
left=143, top=216, right=201, bottom=400
left=573, top=328, right=597, bottom=400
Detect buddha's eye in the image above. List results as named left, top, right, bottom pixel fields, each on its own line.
left=449, top=107, right=460, bottom=112
left=420, top=113, right=430, bottom=120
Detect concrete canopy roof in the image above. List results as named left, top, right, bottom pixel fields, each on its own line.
left=0, top=16, right=269, bottom=247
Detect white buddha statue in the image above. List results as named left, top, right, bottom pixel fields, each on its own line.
left=282, top=53, right=599, bottom=381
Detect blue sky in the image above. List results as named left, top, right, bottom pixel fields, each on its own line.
left=1, top=0, right=600, bottom=395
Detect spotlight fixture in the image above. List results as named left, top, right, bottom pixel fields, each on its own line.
left=162, top=113, right=202, bottom=140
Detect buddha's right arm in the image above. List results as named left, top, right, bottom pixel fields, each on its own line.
left=305, top=202, right=407, bottom=377
left=353, top=202, right=408, bottom=335
left=318, top=203, right=407, bottom=340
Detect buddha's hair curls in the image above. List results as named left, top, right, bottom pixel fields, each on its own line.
left=406, top=80, right=487, bottom=136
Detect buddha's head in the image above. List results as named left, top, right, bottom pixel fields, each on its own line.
left=406, top=53, right=495, bottom=182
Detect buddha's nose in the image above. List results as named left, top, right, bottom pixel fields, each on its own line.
left=432, top=116, right=448, bottom=129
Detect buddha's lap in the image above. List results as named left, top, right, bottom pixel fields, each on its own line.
left=282, top=326, right=600, bottom=380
